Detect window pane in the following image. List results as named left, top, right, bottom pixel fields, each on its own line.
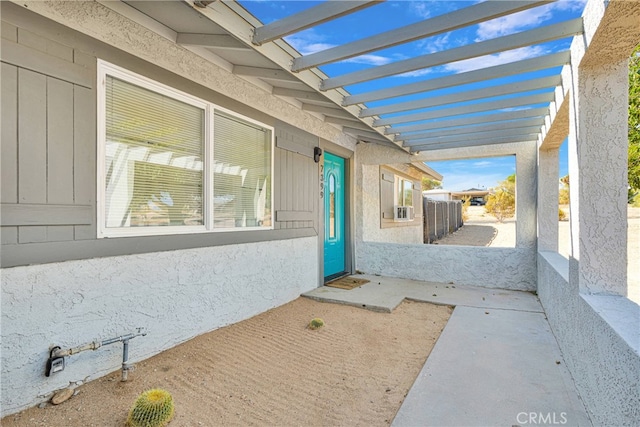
left=104, top=76, right=204, bottom=229
left=329, top=174, right=336, bottom=239
left=213, top=111, right=272, bottom=228
left=404, top=180, right=413, bottom=206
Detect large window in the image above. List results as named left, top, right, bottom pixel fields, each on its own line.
left=97, top=61, right=272, bottom=238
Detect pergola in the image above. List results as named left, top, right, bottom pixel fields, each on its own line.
left=119, top=0, right=583, bottom=153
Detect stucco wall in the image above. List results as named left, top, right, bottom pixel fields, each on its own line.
left=0, top=237, right=318, bottom=416
left=538, top=252, right=640, bottom=426
left=355, top=143, right=424, bottom=246
left=358, top=242, right=536, bottom=291
left=356, top=141, right=538, bottom=291
left=359, top=164, right=423, bottom=245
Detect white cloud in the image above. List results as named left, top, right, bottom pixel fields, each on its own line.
left=554, top=0, right=588, bottom=13
left=476, top=5, right=555, bottom=41
left=472, top=161, right=494, bottom=168
left=444, top=45, right=547, bottom=73
left=475, top=1, right=586, bottom=41
left=409, top=1, right=431, bottom=19
left=284, top=29, right=335, bottom=55
left=420, top=33, right=451, bottom=54
left=342, top=54, right=393, bottom=66
left=395, top=68, right=434, bottom=78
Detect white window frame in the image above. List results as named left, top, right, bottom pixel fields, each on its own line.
left=97, top=60, right=274, bottom=238
left=394, top=176, right=415, bottom=222
left=212, top=105, right=276, bottom=233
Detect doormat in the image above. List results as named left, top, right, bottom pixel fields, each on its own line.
left=326, top=277, right=370, bottom=290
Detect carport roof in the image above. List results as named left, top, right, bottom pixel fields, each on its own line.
left=119, top=0, right=586, bottom=153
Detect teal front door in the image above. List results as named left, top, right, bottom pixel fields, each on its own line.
left=324, top=152, right=346, bottom=279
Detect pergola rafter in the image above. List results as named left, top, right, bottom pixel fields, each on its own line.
left=291, top=0, right=551, bottom=72
left=409, top=135, right=538, bottom=152
left=360, top=75, right=561, bottom=117
left=252, top=0, right=382, bottom=45
left=385, top=108, right=549, bottom=135
left=342, top=51, right=570, bottom=106
left=373, top=92, right=555, bottom=127
left=320, top=18, right=583, bottom=91
left=398, top=121, right=545, bottom=143
left=403, top=127, right=542, bottom=147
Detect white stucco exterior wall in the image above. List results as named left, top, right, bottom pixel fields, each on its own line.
left=537, top=2, right=640, bottom=424
left=569, top=58, right=629, bottom=296
left=355, top=143, right=424, bottom=246
left=1, top=237, right=318, bottom=416
left=537, top=148, right=560, bottom=252
left=538, top=252, right=640, bottom=426
left=357, top=142, right=537, bottom=291
left=359, top=243, right=536, bottom=290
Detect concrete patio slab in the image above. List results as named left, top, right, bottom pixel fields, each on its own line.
left=303, top=274, right=543, bottom=313
left=393, top=306, right=591, bottom=426
left=303, top=275, right=591, bottom=426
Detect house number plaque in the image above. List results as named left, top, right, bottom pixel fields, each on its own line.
left=319, top=164, right=324, bottom=199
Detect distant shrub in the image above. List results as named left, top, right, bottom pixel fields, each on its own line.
left=485, top=174, right=515, bottom=222
left=461, top=197, right=470, bottom=222
left=558, top=208, right=567, bottom=221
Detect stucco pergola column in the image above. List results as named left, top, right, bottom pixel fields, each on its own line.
left=537, top=148, right=559, bottom=252
left=568, top=60, right=629, bottom=296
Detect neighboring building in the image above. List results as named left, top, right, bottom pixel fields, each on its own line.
left=1, top=1, right=638, bottom=424
left=452, top=188, right=490, bottom=200
left=423, top=189, right=453, bottom=201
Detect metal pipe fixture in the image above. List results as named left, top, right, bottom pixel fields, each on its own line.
left=45, top=328, right=147, bottom=381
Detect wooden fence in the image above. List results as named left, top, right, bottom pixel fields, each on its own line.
left=423, top=199, right=464, bottom=244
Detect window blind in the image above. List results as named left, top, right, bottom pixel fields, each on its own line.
left=104, top=76, right=204, bottom=228
left=213, top=111, right=272, bottom=228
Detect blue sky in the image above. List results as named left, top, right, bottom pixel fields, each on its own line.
left=240, top=1, right=583, bottom=189
left=427, top=138, right=568, bottom=191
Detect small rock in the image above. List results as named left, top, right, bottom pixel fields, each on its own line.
left=38, top=403, right=47, bottom=409
left=432, top=294, right=437, bottom=297
left=556, top=360, right=561, bottom=365
left=51, top=388, right=74, bottom=405
left=485, top=311, right=490, bottom=315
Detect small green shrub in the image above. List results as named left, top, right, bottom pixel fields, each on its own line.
left=308, top=318, right=325, bottom=330
left=127, top=389, right=174, bottom=427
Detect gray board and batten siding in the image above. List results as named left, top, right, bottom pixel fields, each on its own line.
left=0, top=5, right=320, bottom=268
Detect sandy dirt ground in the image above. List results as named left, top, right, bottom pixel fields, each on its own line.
left=434, top=206, right=515, bottom=247
left=3, top=299, right=452, bottom=427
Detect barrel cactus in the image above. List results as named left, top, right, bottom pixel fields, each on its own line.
left=308, top=318, right=325, bottom=330
left=127, top=388, right=174, bottom=427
